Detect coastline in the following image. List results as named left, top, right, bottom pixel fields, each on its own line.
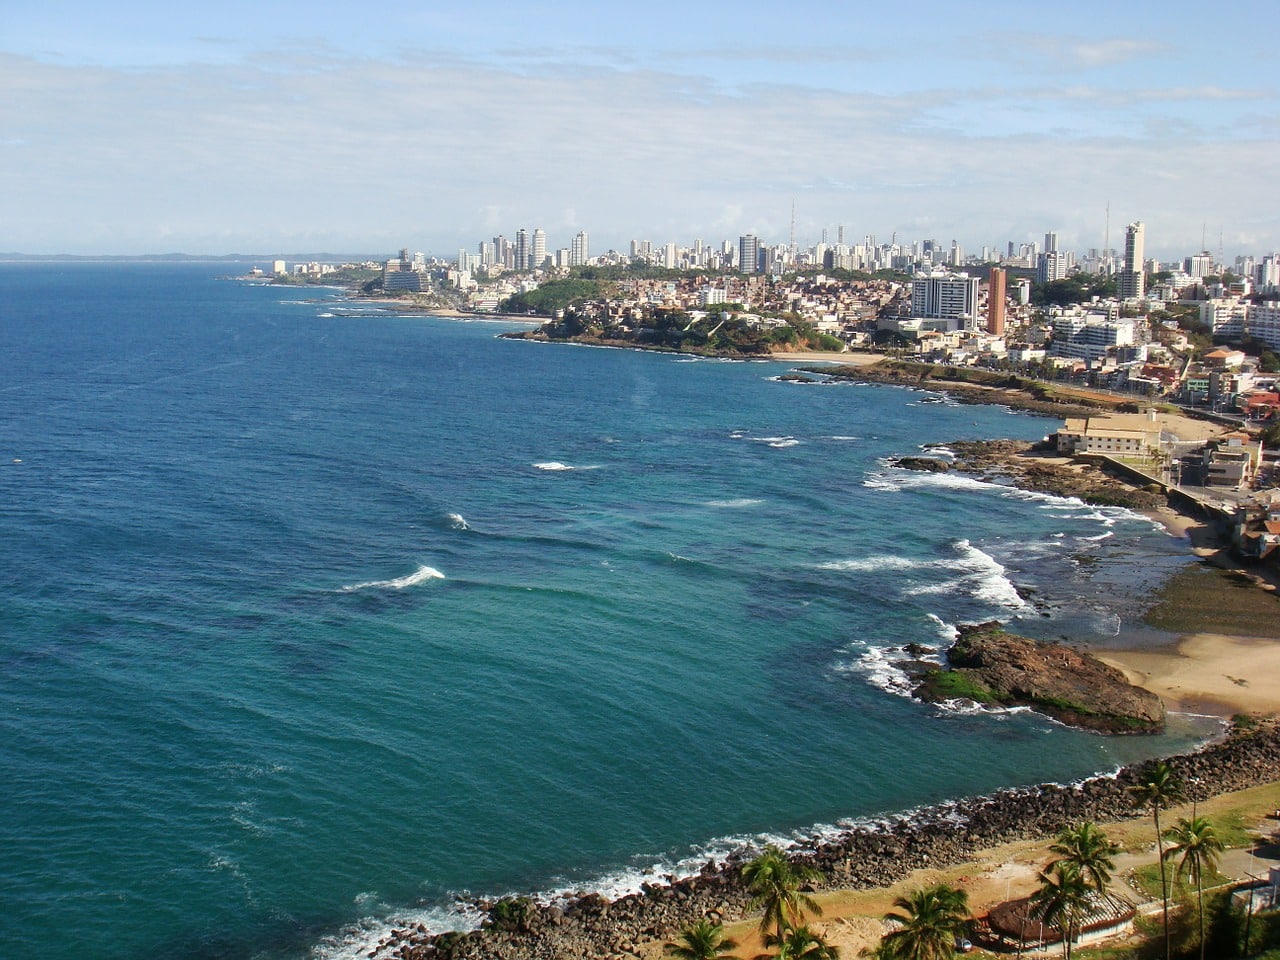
left=367, top=721, right=1280, bottom=960
left=347, top=347, right=1280, bottom=960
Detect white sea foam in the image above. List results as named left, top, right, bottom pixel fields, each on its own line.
left=312, top=900, right=487, bottom=960
left=818, top=556, right=925, bottom=573
left=747, top=435, right=801, bottom=448
left=822, top=435, right=861, bottom=442
left=927, top=613, right=959, bottom=642
left=819, top=541, right=1026, bottom=610
left=340, top=565, right=445, bottom=592
left=446, top=513, right=470, bottom=530
left=705, top=498, right=765, bottom=508
left=838, top=646, right=928, bottom=697
left=533, top=461, right=601, bottom=471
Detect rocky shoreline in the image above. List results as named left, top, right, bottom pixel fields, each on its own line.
left=800, top=360, right=1116, bottom=419
left=365, top=719, right=1280, bottom=960
left=894, top=439, right=1167, bottom=511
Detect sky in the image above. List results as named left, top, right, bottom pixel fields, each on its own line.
left=2, top=1, right=1277, bottom=259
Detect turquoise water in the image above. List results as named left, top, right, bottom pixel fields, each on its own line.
left=0, top=264, right=1207, bottom=960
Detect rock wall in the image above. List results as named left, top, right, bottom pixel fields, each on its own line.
left=371, top=720, right=1280, bottom=960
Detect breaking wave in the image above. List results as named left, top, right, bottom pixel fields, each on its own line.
left=339, top=565, right=445, bottom=592
left=818, top=539, right=1027, bottom=610
left=533, top=461, right=601, bottom=472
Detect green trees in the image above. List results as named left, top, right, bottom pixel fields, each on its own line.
left=761, top=924, right=839, bottom=960
left=1030, top=861, right=1092, bottom=960
left=1049, top=821, right=1119, bottom=894
left=666, top=918, right=740, bottom=960
left=740, top=846, right=837, bottom=959
left=741, top=845, right=824, bottom=942
left=878, top=883, right=970, bottom=960
left=1130, top=761, right=1183, bottom=960
left=1163, top=815, right=1225, bottom=960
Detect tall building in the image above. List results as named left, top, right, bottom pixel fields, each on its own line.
left=570, top=231, right=590, bottom=267
left=911, top=273, right=980, bottom=328
left=532, top=229, right=547, bottom=271
left=1118, top=221, right=1145, bottom=300
left=514, top=229, right=530, bottom=271
left=738, top=233, right=761, bottom=274
left=988, top=267, right=1007, bottom=336
left=1037, top=250, right=1070, bottom=284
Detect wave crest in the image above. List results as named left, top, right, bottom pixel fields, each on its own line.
left=340, top=565, right=445, bottom=592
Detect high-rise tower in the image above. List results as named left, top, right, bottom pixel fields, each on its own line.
left=1118, top=221, right=1145, bottom=300
left=988, top=267, right=1007, bottom=336
left=738, top=234, right=761, bottom=274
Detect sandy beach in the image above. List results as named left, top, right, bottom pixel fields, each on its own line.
left=769, top=350, right=886, bottom=365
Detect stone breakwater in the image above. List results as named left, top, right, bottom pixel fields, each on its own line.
left=368, top=720, right=1280, bottom=960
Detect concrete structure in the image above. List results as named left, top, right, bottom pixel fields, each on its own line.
left=988, top=267, right=1006, bottom=335
left=570, top=231, right=590, bottom=267
left=1203, top=431, right=1264, bottom=488
left=911, top=272, right=980, bottom=329
left=1249, top=302, right=1280, bottom=351
left=1118, top=221, right=1146, bottom=300
left=532, top=228, right=546, bottom=271
left=738, top=234, right=761, bottom=274
left=383, top=248, right=423, bottom=293
left=1057, top=416, right=1159, bottom=456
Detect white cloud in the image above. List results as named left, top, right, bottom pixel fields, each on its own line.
left=0, top=51, right=1277, bottom=257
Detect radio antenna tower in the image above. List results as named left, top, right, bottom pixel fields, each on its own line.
left=789, top=199, right=797, bottom=261
left=1104, top=201, right=1110, bottom=273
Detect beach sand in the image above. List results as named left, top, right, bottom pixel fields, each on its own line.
left=769, top=350, right=886, bottom=365
left=1101, top=634, right=1280, bottom=717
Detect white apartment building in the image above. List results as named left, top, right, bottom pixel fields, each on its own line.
left=910, top=273, right=980, bottom=330
left=1248, top=302, right=1280, bottom=351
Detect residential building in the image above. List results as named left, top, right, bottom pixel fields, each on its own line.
left=1203, top=432, right=1263, bottom=488
left=570, top=231, right=590, bottom=267
left=911, top=272, right=980, bottom=329
left=739, top=234, right=761, bottom=274
left=1118, top=221, right=1146, bottom=300
left=1248, top=302, right=1280, bottom=351
left=988, top=267, right=1007, bottom=335
left=532, top=228, right=546, bottom=271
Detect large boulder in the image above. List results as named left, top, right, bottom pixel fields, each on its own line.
left=917, top=622, right=1166, bottom=734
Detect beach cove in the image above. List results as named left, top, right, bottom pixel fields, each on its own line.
left=0, top=263, right=1274, bottom=960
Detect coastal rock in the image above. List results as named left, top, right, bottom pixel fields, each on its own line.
left=891, top=456, right=951, bottom=473
left=367, top=721, right=1280, bottom=960
left=918, top=621, right=1166, bottom=734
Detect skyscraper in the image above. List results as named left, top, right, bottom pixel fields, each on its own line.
left=532, top=229, right=546, bottom=271
left=738, top=234, right=760, bottom=274
left=570, top=231, right=589, bottom=267
left=515, top=228, right=530, bottom=271
left=988, top=267, right=1007, bottom=336
left=1118, top=221, right=1145, bottom=300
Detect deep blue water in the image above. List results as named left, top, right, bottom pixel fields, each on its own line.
left=0, top=263, right=1207, bottom=960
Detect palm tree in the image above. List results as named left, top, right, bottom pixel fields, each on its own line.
left=1049, top=821, right=1119, bottom=895
left=666, top=918, right=740, bottom=960
left=759, top=924, right=839, bottom=960
left=1029, top=861, right=1091, bottom=960
left=741, top=845, right=824, bottom=942
left=879, top=883, right=970, bottom=960
left=1129, top=760, right=1182, bottom=960
left=1162, top=816, right=1225, bottom=960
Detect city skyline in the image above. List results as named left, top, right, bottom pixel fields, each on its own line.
left=2, top=0, right=1277, bottom=257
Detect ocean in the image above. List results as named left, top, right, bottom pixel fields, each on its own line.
left=0, top=263, right=1214, bottom=960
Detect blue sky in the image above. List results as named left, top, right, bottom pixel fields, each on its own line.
left=2, top=1, right=1276, bottom=258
